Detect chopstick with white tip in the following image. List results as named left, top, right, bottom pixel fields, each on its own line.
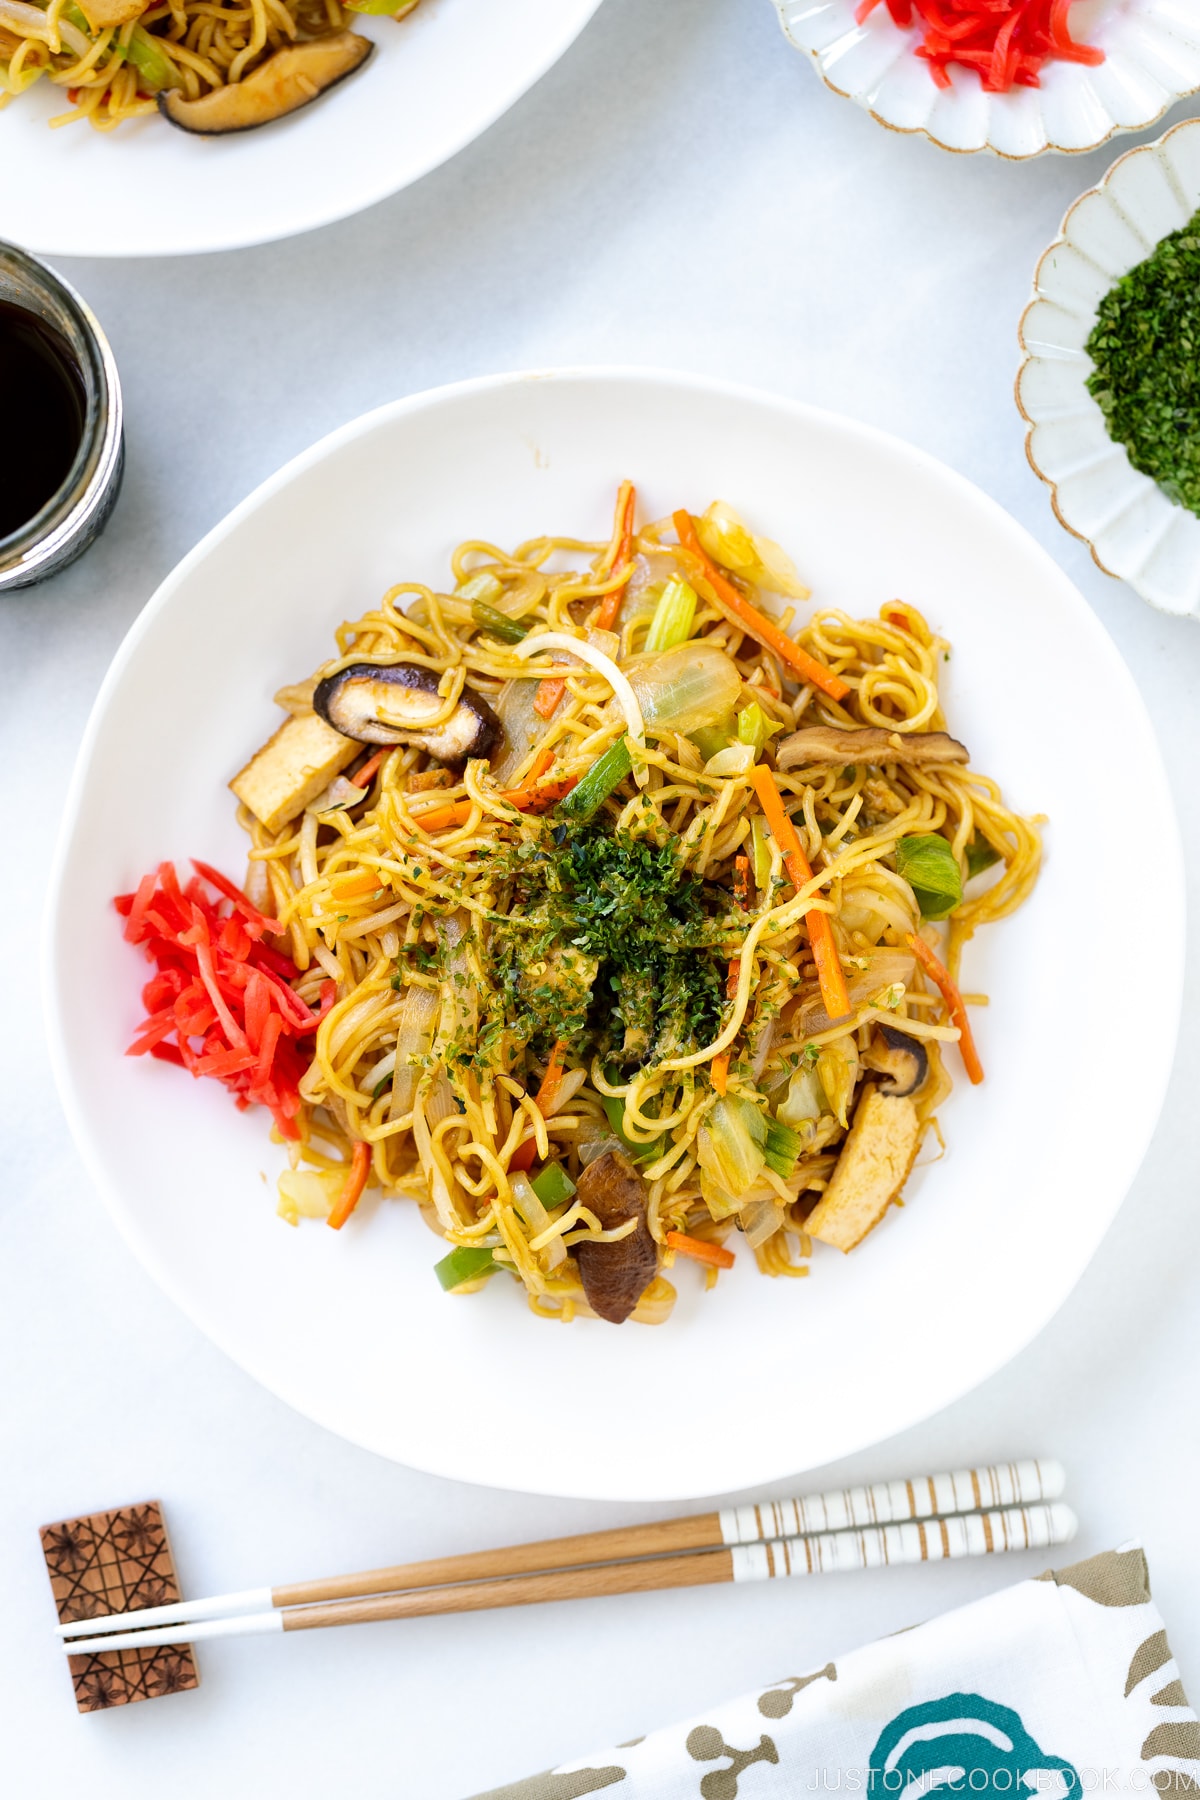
left=57, top=1458, right=1064, bottom=1643
left=60, top=1502, right=1077, bottom=1653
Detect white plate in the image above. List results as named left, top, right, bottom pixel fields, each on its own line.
left=1018, top=116, right=1200, bottom=615
left=773, top=0, right=1200, bottom=158
left=45, top=369, right=1183, bottom=1501
left=0, top=0, right=603, bottom=258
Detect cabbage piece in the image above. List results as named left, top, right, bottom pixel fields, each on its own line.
left=696, top=500, right=810, bottom=600
left=627, top=643, right=743, bottom=738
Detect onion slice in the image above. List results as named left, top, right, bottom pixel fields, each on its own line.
left=512, top=632, right=645, bottom=746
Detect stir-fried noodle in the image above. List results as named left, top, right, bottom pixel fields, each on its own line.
left=231, top=490, right=1040, bottom=1324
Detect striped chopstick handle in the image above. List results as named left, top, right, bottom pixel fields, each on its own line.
left=718, top=1459, right=1063, bottom=1548
left=730, top=1502, right=1076, bottom=1582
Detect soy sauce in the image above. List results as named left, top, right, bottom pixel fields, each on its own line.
left=0, top=298, right=86, bottom=542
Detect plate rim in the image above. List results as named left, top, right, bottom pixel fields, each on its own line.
left=8, top=0, right=606, bottom=259
left=43, top=364, right=1187, bottom=1499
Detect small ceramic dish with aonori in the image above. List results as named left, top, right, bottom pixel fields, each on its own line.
left=46, top=369, right=1182, bottom=1501
left=1018, top=117, right=1200, bottom=615
left=772, top=0, right=1200, bottom=159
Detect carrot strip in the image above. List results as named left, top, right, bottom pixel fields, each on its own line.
left=534, top=1040, right=567, bottom=1117
left=593, top=480, right=637, bottom=633
left=906, top=931, right=984, bottom=1085
left=666, top=1231, right=735, bottom=1270
left=331, top=868, right=386, bottom=900
left=351, top=748, right=388, bottom=789
left=328, top=1139, right=372, bottom=1230
left=508, top=1139, right=538, bottom=1174
left=710, top=1054, right=730, bottom=1097
left=673, top=510, right=849, bottom=703
left=411, top=800, right=474, bottom=834
left=750, top=765, right=851, bottom=1024
left=533, top=678, right=566, bottom=720
left=499, top=745, right=579, bottom=814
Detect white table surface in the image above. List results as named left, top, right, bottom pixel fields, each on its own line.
left=4, top=1, right=1199, bottom=1792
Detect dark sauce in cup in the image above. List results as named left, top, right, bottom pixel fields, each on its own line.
left=0, top=297, right=87, bottom=543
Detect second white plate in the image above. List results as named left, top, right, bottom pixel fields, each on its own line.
left=46, top=369, right=1183, bottom=1499
left=0, top=0, right=603, bottom=258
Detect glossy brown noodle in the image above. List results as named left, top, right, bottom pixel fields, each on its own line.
left=236, top=500, right=1041, bottom=1324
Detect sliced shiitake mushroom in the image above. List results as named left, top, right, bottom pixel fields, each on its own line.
left=776, top=726, right=968, bottom=771
left=158, top=33, right=371, bottom=136
left=313, top=662, right=499, bottom=763
left=861, top=1023, right=929, bottom=1098
left=573, top=1150, right=658, bottom=1325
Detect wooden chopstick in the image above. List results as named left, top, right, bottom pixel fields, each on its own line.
left=57, top=1458, right=1062, bottom=1641
left=60, top=1501, right=1078, bottom=1653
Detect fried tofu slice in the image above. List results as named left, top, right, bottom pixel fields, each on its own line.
left=230, top=712, right=360, bottom=834
left=805, top=1086, right=922, bottom=1252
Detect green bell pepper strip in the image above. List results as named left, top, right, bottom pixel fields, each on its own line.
left=434, top=1245, right=496, bottom=1291
left=530, top=1163, right=575, bottom=1208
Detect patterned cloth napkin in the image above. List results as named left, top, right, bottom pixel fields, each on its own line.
left=471, top=1548, right=1200, bottom=1798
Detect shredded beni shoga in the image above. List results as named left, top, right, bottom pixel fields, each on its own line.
left=126, top=485, right=1041, bottom=1325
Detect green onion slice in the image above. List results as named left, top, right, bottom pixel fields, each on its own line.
left=643, top=576, right=698, bottom=655
left=559, top=736, right=632, bottom=822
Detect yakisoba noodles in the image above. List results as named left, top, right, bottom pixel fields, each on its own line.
left=120, top=488, right=1040, bottom=1327
left=0, top=0, right=412, bottom=133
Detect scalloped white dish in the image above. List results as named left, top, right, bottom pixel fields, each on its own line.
left=46, top=370, right=1182, bottom=1500
left=773, top=0, right=1200, bottom=158
left=0, top=0, right=603, bottom=258
left=1018, top=117, right=1200, bottom=615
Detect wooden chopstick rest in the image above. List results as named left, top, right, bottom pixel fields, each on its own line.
left=40, top=1500, right=198, bottom=1711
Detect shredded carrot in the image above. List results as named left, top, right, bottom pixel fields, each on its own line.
left=673, top=511, right=849, bottom=703
left=351, top=748, right=388, bottom=789
left=411, top=799, right=474, bottom=834
left=666, top=1230, right=735, bottom=1270
left=906, top=931, right=984, bottom=1085
left=750, top=765, right=851, bottom=1024
left=710, top=1055, right=730, bottom=1097
left=533, top=678, right=566, bottom=720
left=884, top=606, right=910, bottom=633
left=499, top=746, right=578, bottom=814
left=534, top=1040, right=567, bottom=1116
left=327, top=1139, right=371, bottom=1230
left=593, top=480, right=637, bottom=633
left=331, top=868, right=386, bottom=900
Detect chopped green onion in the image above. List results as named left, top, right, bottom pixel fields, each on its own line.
left=434, top=1245, right=496, bottom=1291
left=471, top=599, right=527, bottom=645
left=530, top=1163, right=576, bottom=1208
left=750, top=814, right=773, bottom=892
left=966, top=836, right=1002, bottom=881
left=601, top=1094, right=664, bottom=1164
left=371, top=1075, right=391, bottom=1100
left=736, top=701, right=782, bottom=759
left=456, top=571, right=505, bottom=604
left=559, top=735, right=632, bottom=822
left=763, top=1116, right=803, bottom=1178
left=894, top=833, right=963, bottom=921
left=643, top=576, right=698, bottom=654
left=125, top=24, right=176, bottom=91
